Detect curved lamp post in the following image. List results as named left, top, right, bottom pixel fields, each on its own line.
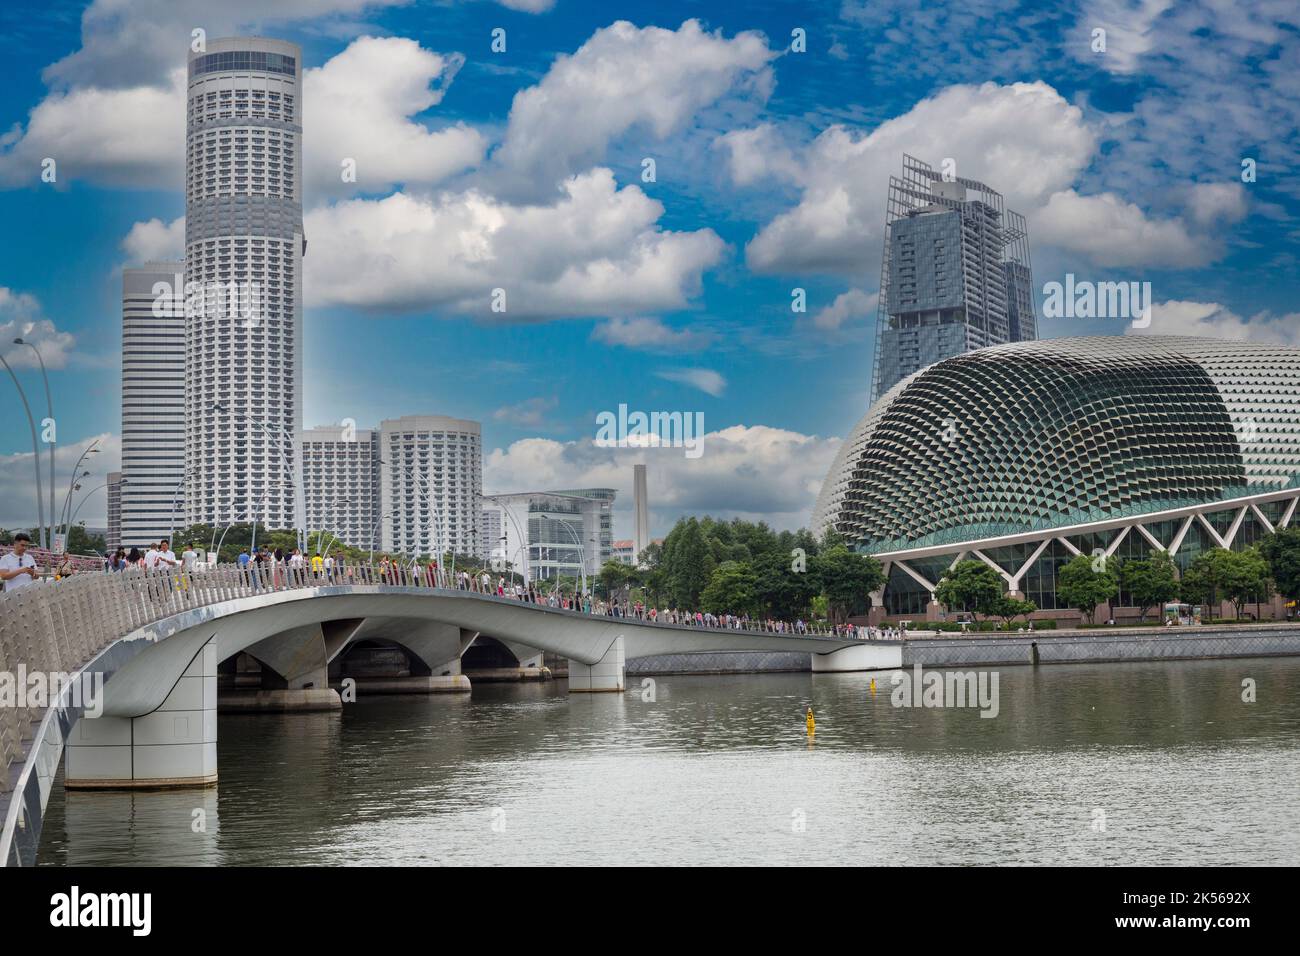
left=13, top=338, right=54, bottom=554
left=0, top=352, right=45, bottom=548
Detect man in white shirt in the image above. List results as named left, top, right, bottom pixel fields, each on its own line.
left=146, top=538, right=178, bottom=571
left=181, top=544, right=199, bottom=571
left=1, top=532, right=40, bottom=591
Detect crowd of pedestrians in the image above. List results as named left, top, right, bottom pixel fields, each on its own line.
left=6, top=537, right=886, bottom=639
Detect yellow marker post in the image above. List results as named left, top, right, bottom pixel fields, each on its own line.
left=805, top=707, right=815, bottom=736
left=870, top=677, right=877, bottom=694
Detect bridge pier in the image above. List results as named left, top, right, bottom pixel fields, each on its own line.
left=65, top=639, right=218, bottom=790
left=568, top=637, right=625, bottom=693
left=219, top=623, right=342, bottom=713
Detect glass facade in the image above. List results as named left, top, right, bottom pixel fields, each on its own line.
left=190, top=51, right=297, bottom=78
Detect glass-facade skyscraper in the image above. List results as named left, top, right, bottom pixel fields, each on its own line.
left=869, top=155, right=1036, bottom=403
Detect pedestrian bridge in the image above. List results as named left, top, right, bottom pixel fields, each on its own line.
left=1, top=565, right=897, bottom=866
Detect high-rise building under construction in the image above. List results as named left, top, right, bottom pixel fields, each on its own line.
left=869, top=155, right=1036, bottom=403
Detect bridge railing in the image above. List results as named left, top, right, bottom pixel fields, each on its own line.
left=2, top=562, right=865, bottom=788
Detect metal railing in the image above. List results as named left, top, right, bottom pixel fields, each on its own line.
left=1, top=561, right=865, bottom=789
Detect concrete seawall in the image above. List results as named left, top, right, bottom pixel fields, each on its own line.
left=612, top=625, right=1300, bottom=675
left=903, top=624, right=1300, bottom=668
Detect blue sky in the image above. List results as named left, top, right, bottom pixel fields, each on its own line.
left=1, top=0, right=1297, bottom=535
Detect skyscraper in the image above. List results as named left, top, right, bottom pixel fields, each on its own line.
left=301, top=425, right=381, bottom=553
left=869, top=155, right=1035, bottom=403
left=184, top=37, right=304, bottom=535
left=120, top=262, right=186, bottom=547
left=379, top=416, right=482, bottom=558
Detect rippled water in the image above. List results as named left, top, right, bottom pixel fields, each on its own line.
left=37, top=657, right=1300, bottom=865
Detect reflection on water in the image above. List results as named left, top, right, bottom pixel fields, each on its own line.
left=38, top=657, right=1300, bottom=865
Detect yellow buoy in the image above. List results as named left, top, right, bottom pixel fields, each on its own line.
left=805, top=707, right=815, bottom=735
left=870, top=677, right=877, bottom=694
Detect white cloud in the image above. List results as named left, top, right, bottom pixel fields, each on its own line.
left=303, top=168, right=725, bottom=316
left=493, top=19, right=775, bottom=193
left=0, top=288, right=77, bottom=369
left=1032, top=190, right=1209, bottom=268
left=809, top=288, right=877, bottom=332
left=0, top=433, right=120, bottom=529
left=1130, top=300, right=1300, bottom=343
left=0, top=70, right=186, bottom=188
left=121, top=216, right=185, bottom=262
left=740, top=80, right=1218, bottom=274
left=713, top=123, right=801, bottom=187
left=3, top=33, right=483, bottom=195
left=1184, top=182, right=1249, bottom=228
left=493, top=396, right=558, bottom=427
left=655, top=368, right=726, bottom=397
left=303, top=36, right=486, bottom=197
left=591, top=316, right=712, bottom=350
left=484, top=424, right=841, bottom=533
left=1079, top=0, right=1176, bottom=74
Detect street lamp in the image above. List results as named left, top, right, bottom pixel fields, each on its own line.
left=60, top=437, right=100, bottom=539
left=67, top=478, right=118, bottom=532
left=0, top=351, right=46, bottom=548
left=378, top=458, right=447, bottom=568
left=60, top=467, right=93, bottom=544
left=13, top=338, right=55, bottom=555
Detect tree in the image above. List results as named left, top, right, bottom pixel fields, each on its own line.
left=1118, top=550, right=1179, bottom=623
left=935, top=560, right=1004, bottom=620
left=812, top=545, right=886, bottom=624
left=1056, top=553, right=1117, bottom=625
left=1218, top=548, right=1272, bottom=619
left=1179, top=548, right=1271, bottom=619
left=597, top=559, right=631, bottom=599
left=700, top=561, right=759, bottom=616
left=751, top=549, right=819, bottom=620
left=1258, top=528, right=1300, bottom=604
left=991, top=595, right=1037, bottom=629
left=661, top=517, right=714, bottom=608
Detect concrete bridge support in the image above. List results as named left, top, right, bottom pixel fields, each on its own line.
left=221, top=623, right=343, bottom=712
left=811, top=642, right=904, bottom=673
left=64, top=639, right=218, bottom=790
left=336, top=619, right=472, bottom=695
left=568, top=637, right=625, bottom=693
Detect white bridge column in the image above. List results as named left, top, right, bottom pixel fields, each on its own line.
left=65, top=639, right=218, bottom=790
left=568, top=637, right=624, bottom=693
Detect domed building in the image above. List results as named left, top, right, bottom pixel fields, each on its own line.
left=813, top=336, right=1300, bottom=620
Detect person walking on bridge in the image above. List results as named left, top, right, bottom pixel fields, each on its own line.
left=1, top=531, right=40, bottom=591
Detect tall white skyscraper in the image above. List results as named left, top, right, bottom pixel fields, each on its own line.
left=301, top=425, right=381, bottom=553
left=184, top=37, right=304, bottom=534
left=120, top=262, right=186, bottom=547
left=379, top=416, right=482, bottom=558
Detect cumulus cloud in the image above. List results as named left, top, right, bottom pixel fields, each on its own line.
left=0, top=288, right=77, bottom=369
left=492, top=19, right=775, bottom=194
left=121, top=216, right=185, bottom=262
left=739, top=81, right=1219, bottom=274
left=3, top=32, right=483, bottom=194
left=654, top=368, right=726, bottom=397
left=303, top=36, right=486, bottom=197
left=484, top=424, right=841, bottom=533
left=0, top=70, right=186, bottom=188
left=809, top=288, right=878, bottom=332
left=1032, top=190, right=1210, bottom=268
left=591, top=316, right=713, bottom=350
left=1130, top=300, right=1300, bottom=343
left=303, top=168, right=725, bottom=316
